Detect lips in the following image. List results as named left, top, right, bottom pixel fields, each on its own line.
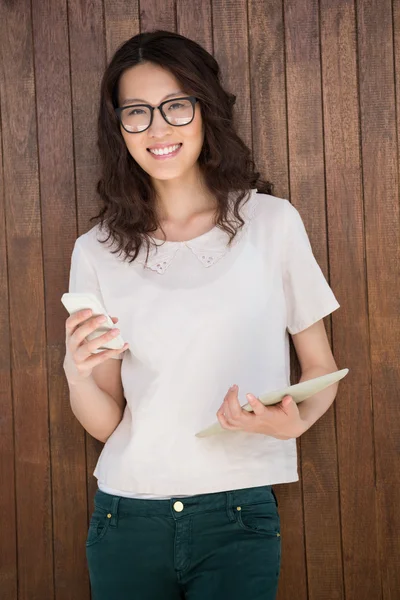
left=147, top=143, right=182, bottom=150
left=147, top=143, right=183, bottom=160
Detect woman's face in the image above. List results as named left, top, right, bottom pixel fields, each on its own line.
left=117, top=62, right=204, bottom=182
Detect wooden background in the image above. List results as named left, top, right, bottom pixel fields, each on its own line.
left=0, top=0, right=399, bottom=598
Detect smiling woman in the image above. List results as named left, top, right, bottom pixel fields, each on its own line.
left=65, top=28, right=342, bottom=600
left=93, top=30, right=273, bottom=263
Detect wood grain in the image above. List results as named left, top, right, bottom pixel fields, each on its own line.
left=357, top=0, right=400, bottom=597
left=31, top=0, right=91, bottom=595
left=0, top=0, right=54, bottom=598
left=0, top=27, right=17, bottom=600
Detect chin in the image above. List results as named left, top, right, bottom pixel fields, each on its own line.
left=145, top=160, right=198, bottom=180
left=149, top=168, right=190, bottom=182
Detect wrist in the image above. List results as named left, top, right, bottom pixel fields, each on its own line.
left=67, top=373, right=94, bottom=388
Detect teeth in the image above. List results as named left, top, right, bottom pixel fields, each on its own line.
left=149, top=144, right=181, bottom=156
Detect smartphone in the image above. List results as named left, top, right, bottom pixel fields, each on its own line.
left=61, top=292, right=126, bottom=353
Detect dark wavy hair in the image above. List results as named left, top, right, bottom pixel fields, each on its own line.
left=89, top=29, right=274, bottom=266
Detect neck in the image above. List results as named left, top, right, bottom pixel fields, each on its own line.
left=151, top=168, right=217, bottom=224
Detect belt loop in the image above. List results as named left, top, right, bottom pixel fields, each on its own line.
left=109, top=495, right=121, bottom=527
left=225, top=491, right=235, bottom=522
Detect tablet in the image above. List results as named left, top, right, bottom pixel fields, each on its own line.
left=195, top=368, right=349, bottom=437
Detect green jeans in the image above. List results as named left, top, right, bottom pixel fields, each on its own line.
left=86, top=484, right=281, bottom=599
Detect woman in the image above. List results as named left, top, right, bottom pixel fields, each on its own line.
left=64, top=30, right=341, bottom=600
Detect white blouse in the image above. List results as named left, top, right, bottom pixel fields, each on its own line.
left=68, top=189, right=341, bottom=497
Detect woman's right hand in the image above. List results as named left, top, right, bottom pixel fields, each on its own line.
left=63, top=309, right=129, bottom=385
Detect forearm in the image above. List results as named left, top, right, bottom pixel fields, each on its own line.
left=68, top=375, right=123, bottom=442
left=297, top=365, right=339, bottom=434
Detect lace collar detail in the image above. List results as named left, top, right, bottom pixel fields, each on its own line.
left=135, top=188, right=259, bottom=274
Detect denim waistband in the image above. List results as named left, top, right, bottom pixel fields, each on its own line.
left=93, top=485, right=278, bottom=519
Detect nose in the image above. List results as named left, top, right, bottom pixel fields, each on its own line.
left=147, top=107, right=172, bottom=136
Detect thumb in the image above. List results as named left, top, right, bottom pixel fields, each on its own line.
left=282, top=395, right=293, bottom=407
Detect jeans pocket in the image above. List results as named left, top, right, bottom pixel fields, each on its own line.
left=235, top=501, right=281, bottom=537
left=86, top=505, right=112, bottom=547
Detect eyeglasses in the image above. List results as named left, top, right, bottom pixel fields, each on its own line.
left=115, top=95, right=199, bottom=134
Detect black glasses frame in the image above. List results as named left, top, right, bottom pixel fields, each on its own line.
left=115, top=95, right=199, bottom=134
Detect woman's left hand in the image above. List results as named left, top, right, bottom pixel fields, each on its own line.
left=216, top=384, right=306, bottom=439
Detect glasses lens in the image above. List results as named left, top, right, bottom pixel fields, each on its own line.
left=163, top=98, right=194, bottom=125
left=121, top=105, right=152, bottom=132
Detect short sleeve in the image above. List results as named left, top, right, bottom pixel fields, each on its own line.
left=68, top=239, right=125, bottom=359
left=282, top=200, right=340, bottom=334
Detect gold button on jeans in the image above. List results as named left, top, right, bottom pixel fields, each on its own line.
left=173, top=501, right=184, bottom=512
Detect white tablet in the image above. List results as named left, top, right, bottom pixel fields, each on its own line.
left=195, top=368, right=349, bottom=437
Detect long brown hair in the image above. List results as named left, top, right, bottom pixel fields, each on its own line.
left=91, top=29, right=274, bottom=265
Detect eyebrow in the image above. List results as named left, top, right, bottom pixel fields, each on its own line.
left=121, top=91, right=185, bottom=106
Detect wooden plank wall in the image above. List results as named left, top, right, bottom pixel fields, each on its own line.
left=0, top=0, right=398, bottom=598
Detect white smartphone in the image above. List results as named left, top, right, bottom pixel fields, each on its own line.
left=61, top=292, right=126, bottom=353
